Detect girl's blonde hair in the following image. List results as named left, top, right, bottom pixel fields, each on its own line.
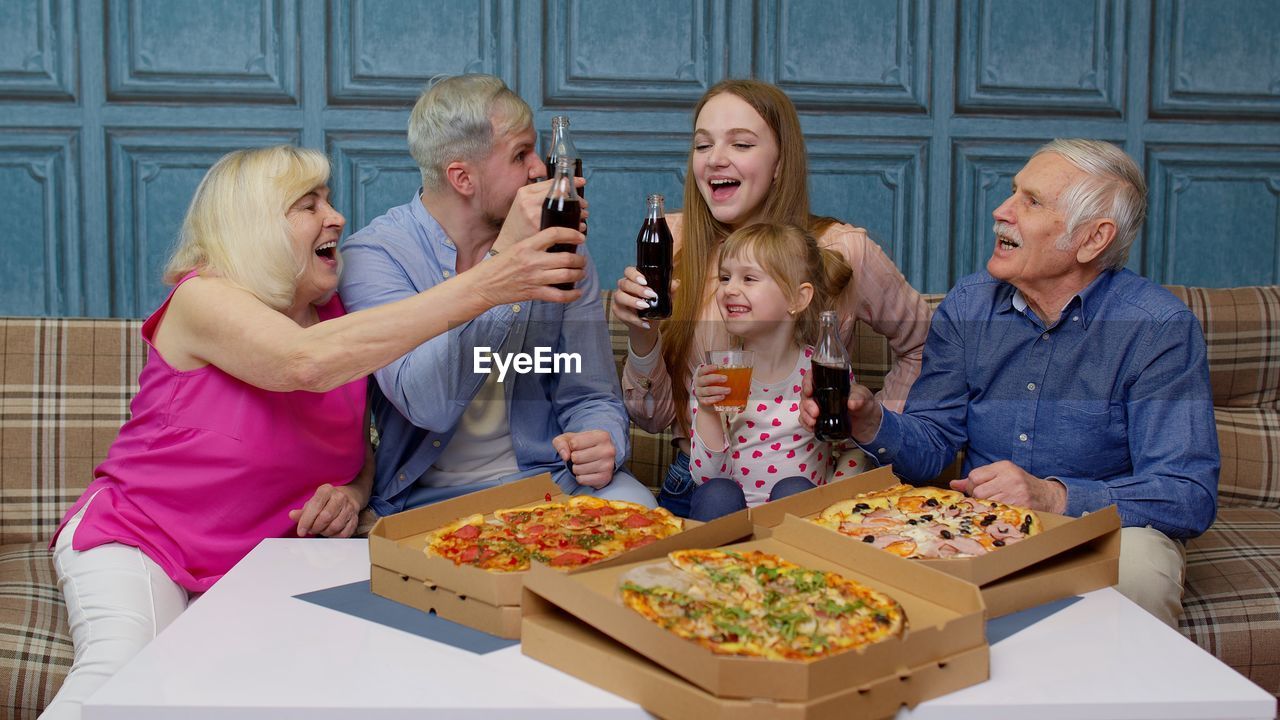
left=720, top=223, right=852, bottom=347
left=164, top=145, right=330, bottom=311
left=662, top=79, right=840, bottom=431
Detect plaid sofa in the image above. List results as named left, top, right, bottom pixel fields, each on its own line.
left=2, top=286, right=1277, bottom=716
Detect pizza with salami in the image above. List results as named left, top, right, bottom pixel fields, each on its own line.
left=618, top=549, right=906, bottom=661
left=425, top=496, right=682, bottom=571
left=812, top=484, right=1042, bottom=558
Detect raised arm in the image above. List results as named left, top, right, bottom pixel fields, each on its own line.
left=826, top=225, right=931, bottom=413
left=162, top=228, right=586, bottom=406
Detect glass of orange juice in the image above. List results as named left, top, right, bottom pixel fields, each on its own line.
left=705, top=350, right=754, bottom=413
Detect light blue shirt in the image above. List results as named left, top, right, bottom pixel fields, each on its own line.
left=338, top=193, right=630, bottom=516
left=862, top=268, right=1219, bottom=539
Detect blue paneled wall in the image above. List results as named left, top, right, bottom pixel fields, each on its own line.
left=1, top=0, right=1278, bottom=317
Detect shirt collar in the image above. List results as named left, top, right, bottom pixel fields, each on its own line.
left=1074, top=269, right=1116, bottom=329
left=410, top=189, right=457, bottom=254
left=1007, top=269, right=1116, bottom=330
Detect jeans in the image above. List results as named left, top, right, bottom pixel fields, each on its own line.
left=689, top=476, right=816, bottom=522
left=657, top=451, right=694, bottom=518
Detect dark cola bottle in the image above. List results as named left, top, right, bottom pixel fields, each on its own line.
left=636, top=193, right=673, bottom=319
left=812, top=310, right=852, bottom=442
left=545, top=115, right=583, bottom=198
left=540, top=156, right=581, bottom=291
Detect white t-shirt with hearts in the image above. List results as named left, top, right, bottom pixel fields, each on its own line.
left=690, top=346, right=842, bottom=507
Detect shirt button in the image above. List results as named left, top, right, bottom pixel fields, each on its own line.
left=432, top=440, right=441, bottom=448
left=398, top=473, right=406, bottom=481
left=1027, top=382, right=1036, bottom=391
left=1018, top=433, right=1028, bottom=442
left=512, top=305, right=521, bottom=313
left=443, top=270, right=451, bottom=278
left=1072, top=315, right=1079, bottom=322
left=877, top=448, right=887, bottom=454
left=1041, top=332, right=1050, bottom=341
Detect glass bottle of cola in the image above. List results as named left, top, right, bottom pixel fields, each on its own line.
left=636, top=193, right=673, bottom=319
left=545, top=115, right=582, bottom=198
left=540, top=156, right=581, bottom=292
left=812, top=310, right=852, bottom=442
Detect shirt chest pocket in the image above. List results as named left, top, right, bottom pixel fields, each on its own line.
left=164, top=375, right=247, bottom=441
left=1050, top=402, right=1130, bottom=478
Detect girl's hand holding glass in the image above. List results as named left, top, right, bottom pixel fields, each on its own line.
left=692, top=363, right=731, bottom=411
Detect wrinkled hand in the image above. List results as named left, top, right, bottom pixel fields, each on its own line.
left=950, top=460, right=1067, bottom=514
left=492, top=178, right=588, bottom=253
left=691, top=363, right=729, bottom=411
left=551, top=429, right=616, bottom=489
left=798, top=372, right=881, bottom=443
left=289, top=483, right=361, bottom=537
left=475, top=228, right=586, bottom=306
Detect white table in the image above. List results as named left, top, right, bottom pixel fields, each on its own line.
left=84, top=538, right=1275, bottom=720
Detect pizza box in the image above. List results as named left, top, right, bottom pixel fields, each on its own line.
left=521, top=515, right=986, bottom=703
left=368, top=473, right=752, bottom=638
left=523, top=600, right=988, bottom=720
left=370, top=565, right=522, bottom=637
left=750, top=465, right=1121, bottom=615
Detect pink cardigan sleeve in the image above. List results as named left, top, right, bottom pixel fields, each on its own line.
left=620, top=213, right=687, bottom=434
left=819, top=224, right=931, bottom=413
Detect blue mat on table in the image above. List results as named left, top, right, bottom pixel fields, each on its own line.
left=297, top=580, right=1077, bottom=653
left=986, top=595, right=1083, bottom=645
left=294, top=580, right=518, bottom=655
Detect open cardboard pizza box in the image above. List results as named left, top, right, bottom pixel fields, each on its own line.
left=368, top=473, right=753, bottom=638
left=521, top=515, right=987, bottom=706
left=523, top=604, right=987, bottom=720
left=750, top=465, right=1121, bottom=618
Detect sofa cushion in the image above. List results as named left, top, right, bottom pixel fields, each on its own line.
left=1, top=319, right=143, bottom=545
left=1181, top=507, right=1280, bottom=696
left=1169, top=286, right=1280, bottom=410
left=0, top=542, right=71, bottom=718
left=1215, top=407, right=1280, bottom=509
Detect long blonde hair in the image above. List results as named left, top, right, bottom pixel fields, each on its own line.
left=164, top=145, right=330, bottom=311
left=663, top=79, right=839, bottom=431
left=719, top=223, right=852, bottom=347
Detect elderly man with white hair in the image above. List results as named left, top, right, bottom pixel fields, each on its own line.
left=801, top=139, right=1219, bottom=628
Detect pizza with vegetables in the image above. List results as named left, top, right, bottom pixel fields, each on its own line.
left=618, top=549, right=905, bottom=661
left=812, top=484, right=1042, bottom=558
left=425, top=496, right=682, bottom=571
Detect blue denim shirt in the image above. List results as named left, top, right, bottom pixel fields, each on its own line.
left=337, top=192, right=630, bottom=515
left=861, top=269, right=1219, bottom=539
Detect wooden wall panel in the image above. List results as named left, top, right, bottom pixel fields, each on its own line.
left=328, top=0, right=513, bottom=105
left=0, top=130, right=79, bottom=316
left=1, top=0, right=1278, bottom=316
left=0, top=0, right=77, bottom=101
left=1146, top=144, right=1280, bottom=286
left=106, top=0, right=298, bottom=103
left=957, top=0, right=1124, bottom=116
left=1151, top=0, right=1280, bottom=118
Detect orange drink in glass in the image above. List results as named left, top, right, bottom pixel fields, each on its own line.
left=706, top=350, right=754, bottom=413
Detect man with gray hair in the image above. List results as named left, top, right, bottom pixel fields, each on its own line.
left=339, top=74, right=656, bottom=514
left=801, top=139, right=1219, bottom=627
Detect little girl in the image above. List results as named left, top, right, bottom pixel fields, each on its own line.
left=688, top=222, right=861, bottom=520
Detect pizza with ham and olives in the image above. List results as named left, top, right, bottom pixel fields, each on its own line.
left=618, top=549, right=906, bottom=661
left=425, top=496, right=682, bottom=571
left=812, top=484, right=1042, bottom=559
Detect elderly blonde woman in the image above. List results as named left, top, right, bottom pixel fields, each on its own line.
left=41, top=145, right=586, bottom=720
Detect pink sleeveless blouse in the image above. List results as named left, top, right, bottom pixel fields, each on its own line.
left=52, top=273, right=368, bottom=592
